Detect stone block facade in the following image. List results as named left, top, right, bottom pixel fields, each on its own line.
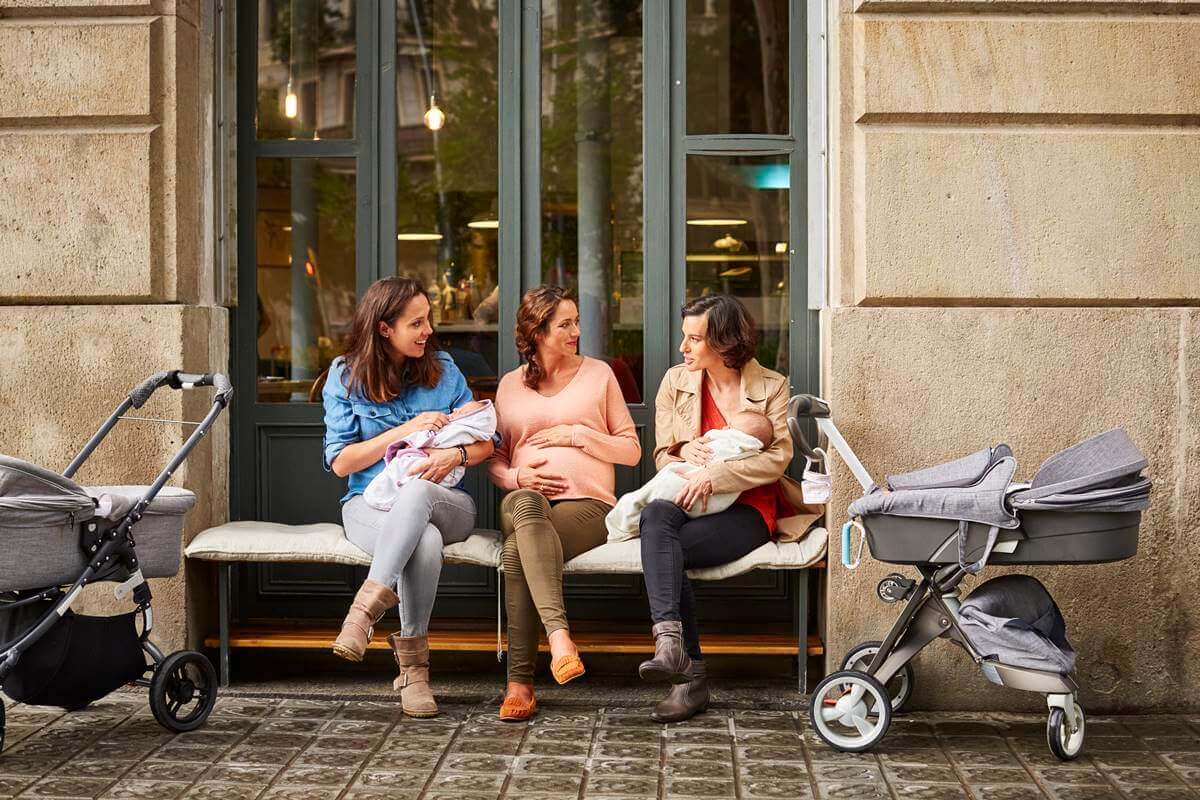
left=0, top=1, right=225, bottom=652
left=827, top=0, right=1200, bottom=710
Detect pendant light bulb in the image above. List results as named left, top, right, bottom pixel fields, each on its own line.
left=423, top=95, right=445, bottom=131
left=284, top=81, right=299, bottom=119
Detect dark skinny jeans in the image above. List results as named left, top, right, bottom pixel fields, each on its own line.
left=639, top=500, right=770, bottom=660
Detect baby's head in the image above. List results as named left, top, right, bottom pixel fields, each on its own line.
left=729, top=410, right=773, bottom=449
left=449, top=399, right=488, bottom=419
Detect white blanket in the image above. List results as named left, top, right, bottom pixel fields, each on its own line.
left=605, top=428, right=763, bottom=542
left=363, top=400, right=497, bottom=510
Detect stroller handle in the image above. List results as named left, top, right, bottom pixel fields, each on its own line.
left=130, top=371, right=234, bottom=410
left=788, top=394, right=877, bottom=492
left=64, top=370, right=233, bottom=480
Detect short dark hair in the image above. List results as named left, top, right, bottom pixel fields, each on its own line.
left=680, top=294, right=758, bottom=370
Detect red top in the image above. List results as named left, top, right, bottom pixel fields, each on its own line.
left=699, top=381, right=781, bottom=533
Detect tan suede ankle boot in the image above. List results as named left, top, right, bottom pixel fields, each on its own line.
left=389, top=633, right=438, bottom=718
left=332, top=580, right=398, bottom=662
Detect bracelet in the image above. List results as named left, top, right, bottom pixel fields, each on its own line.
left=456, top=445, right=468, bottom=466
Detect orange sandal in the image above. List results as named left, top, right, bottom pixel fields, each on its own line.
left=499, top=687, right=538, bottom=722
left=551, top=654, right=586, bottom=685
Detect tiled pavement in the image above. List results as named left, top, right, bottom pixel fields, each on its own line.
left=2, top=694, right=1199, bottom=800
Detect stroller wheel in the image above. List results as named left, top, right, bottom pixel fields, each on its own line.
left=149, top=651, right=218, bottom=733
left=841, top=640, right=915, bottom=713
left=809, top=670, right=892, bottom=753
left=1047, top=705, right=1086, bottom=761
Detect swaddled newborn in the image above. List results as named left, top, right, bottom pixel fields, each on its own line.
left=363, top=399, right=497, bottom=511
left=605, top=409, right=774, bottom=542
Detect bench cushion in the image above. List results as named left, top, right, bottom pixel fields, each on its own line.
left=185, top=521, right=827, bottom=579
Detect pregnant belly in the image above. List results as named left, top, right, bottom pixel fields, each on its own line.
left=513, top=447, right=610, bottom=495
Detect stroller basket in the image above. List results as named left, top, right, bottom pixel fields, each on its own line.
left=0, top=456, right=195, bottom=592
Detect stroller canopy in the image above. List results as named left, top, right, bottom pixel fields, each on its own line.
left=0, top=455, right=95, bottom=528
left=1010, top=428, right=1151, bottom=513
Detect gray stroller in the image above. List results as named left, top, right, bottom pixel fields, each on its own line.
left=789, top=395, right=1149, bottom=760
left=0, top=372, right=232, bottom=749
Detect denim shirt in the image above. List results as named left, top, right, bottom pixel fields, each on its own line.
left=322, top=352, right=475, bottom=503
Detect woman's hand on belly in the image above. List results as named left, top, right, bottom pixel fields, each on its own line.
left=674, top=468, right=714, bottom=513
left=527, top=424, right=576, bottom=449
left=516, top=456, right=569, bottom=497
left=406, top=448, right=461, bottom=484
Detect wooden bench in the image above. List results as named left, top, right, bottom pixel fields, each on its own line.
left=184, top=521, right=828, bottom=689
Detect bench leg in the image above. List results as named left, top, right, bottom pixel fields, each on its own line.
left=218, top=563, right=230, bottom=688
left=797, top=569, right=808, bottom=695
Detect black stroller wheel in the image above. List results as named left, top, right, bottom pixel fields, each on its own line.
left=149, top=651, right=218, bottom=733
left=1047, top=705, right=1086, bottom=761
left=841, top=641, right=915, bottom=713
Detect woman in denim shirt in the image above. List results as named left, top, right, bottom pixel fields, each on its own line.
left=323, top=277, right=494, bottom=718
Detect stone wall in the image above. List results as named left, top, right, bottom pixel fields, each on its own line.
left=824, top=0, right=1200, bottom=710
left=0, top=0, right=226, bottom=653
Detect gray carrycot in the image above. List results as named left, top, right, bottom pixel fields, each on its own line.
left=847, top=429, right=1148, bottom=568
left=0, top=455, right=195, bottom=592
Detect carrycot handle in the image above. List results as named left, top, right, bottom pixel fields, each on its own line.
left=787, top=395, right=829, bottom=462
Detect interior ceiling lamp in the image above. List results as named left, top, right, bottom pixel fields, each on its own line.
left=397, top=224, right=443, bottom=242
left=775, top=241, right=788, bottom=254
left=424, top=94, right=446, bottom=131
left=686, top=217, right=747, bottom=227
left=468, top=209, right=499, bottom=230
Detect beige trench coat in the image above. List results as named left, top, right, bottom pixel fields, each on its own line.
left=652, top=359, right=825, bottom=543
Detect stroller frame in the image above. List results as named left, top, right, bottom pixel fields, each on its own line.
left=1, top=371, right=232, bottom=745
left=787, top=395, right=1087, bottom=759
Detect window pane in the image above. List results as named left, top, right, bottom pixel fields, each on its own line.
left=255, top=158, right=357, bottom=402
left=541, top=0, right=645, bottom=404
left=686, top=0, right=789, bottom=135
left=393, top=1, right=500, bottom=400
left=685, top=154, right=789, bottom=374
left=257, top=1, right=356, bottom=140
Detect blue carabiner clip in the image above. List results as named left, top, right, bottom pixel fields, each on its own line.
left=841, top=520, right=864, bottom=569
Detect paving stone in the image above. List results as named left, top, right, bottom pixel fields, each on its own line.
left=891, top=785, right=972, bottom=799
left=200, top=764, right=281, bottom=784
left=1040, top=786, right=1122, bottom=800
left=590, top=758, right=660, bottom=777
left=815, top=782, right=891, bottom=799
left=738, top=761, right=810, bottom=782
left=592, top=742, right=660, bottom=761
left=438, top=754, right=514, bottom=774
left=505, top=773, right=583, bottom=794
left=581, top=775, right=658, bottom=796
left=21, top=776, right=116, bottom=798
left=1119, top=789, right=1199, bottom=800
left=664, top=744, right=731, bottom=762
left=741, top=779, right=814, bottom=798
left=99, top=781, right=191, bottom=800
left=180, top=783, right=266, bottom=800
left=810, top=762, right=885, bottom=782
left=665, top=758, right=734, bottom=780
left=664, top=777, right=735, bottom=797
left=968, top=786, right=1047, bottom=800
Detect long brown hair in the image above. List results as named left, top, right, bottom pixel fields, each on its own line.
left=340, top=277, right=442, bottom=402
left=515, top=285, right=575, bottom=391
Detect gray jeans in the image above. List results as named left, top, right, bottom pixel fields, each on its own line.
left=342, top=481, right=476, bottom=637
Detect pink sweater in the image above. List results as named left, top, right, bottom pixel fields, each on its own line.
left=489, top=357, right=641, bottom=506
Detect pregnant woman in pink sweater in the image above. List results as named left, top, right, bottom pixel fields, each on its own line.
left=489, top=285, right=641, bottom=720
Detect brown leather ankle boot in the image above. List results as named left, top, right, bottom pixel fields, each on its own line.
left=651, top=661, right=709, bottom=723
left=389, top=633, right=438, bottom=718
left=637, top=621, right=693, bottom=684
left=332, top=580, right=399, bottom=662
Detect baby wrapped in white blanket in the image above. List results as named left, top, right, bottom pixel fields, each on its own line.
left=605, top=410, right=774, bottom=542
left=363, top=399, right=497, bottom=511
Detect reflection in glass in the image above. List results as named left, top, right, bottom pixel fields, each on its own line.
left=541, top=0, right=645, bottom=403
left=686, top=154, right=789, bottom=374
left=255, top=158, right=357, bottom=402
left=394, top=1, right=501, bottom=400
left=686, top=0, right=788, bottom=135
left=257, top=1, right=357, bottom=140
